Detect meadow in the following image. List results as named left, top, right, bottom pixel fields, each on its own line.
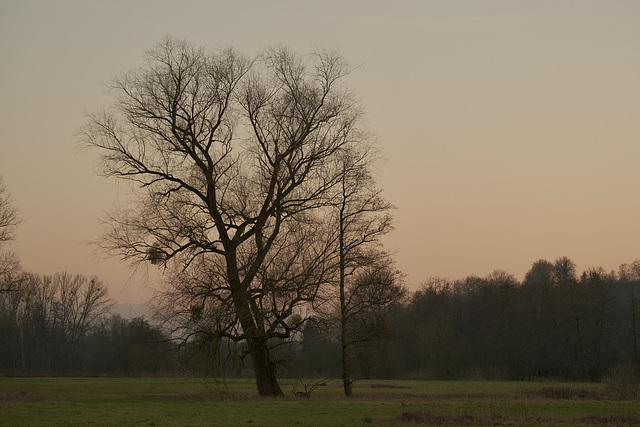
left=1, top=377, right=639, bottom=426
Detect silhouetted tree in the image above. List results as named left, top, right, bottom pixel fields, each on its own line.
left=87, top=314, right=174, bottom=375
left=485, top=269, right=518, bottom=288
left=81, top=37, right=370, bottom=396
left=523, top=259, right=555, bottom=287
left=46, top=273, right=114, bottom=370
left=340, top=261, right=405, bottom=386
left=0, top=177, right=20, bottom=247
left=153, top=214, right=335, bottom=378
left=299, top=318, right=339, bottom=377
left=0, top=252, right=21, bottom=295
left=0, top=271, right=37, bottom=371
left=553, top=256, right=577, bottom=285
left=521, top=258, right=561, bottom=378
left=0, top=178, right=21, bottom=296
left=0, top=271, right=113, bottom=372
left=566, top=267, right=616, bottom=380
left=325, top=144, right=396, bottom=396
left=400, top=278, right=472, bottom=379
left=619, top=261, right=640, bottom=363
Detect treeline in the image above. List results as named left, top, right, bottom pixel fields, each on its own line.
left=298, top=257, right=640, bottom=382
left=0, top=265, right=175, bottom=375
left=0, top=268, right=241, bottom=376
left=0, top=261, right=237, bottom=376
left=2, top=256, right=640, bottom=381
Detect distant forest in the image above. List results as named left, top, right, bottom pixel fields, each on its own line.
left=2, top=257, right=639, bottom=382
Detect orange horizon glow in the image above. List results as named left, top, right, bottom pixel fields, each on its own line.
left=1, top=1, right=639, bottom=304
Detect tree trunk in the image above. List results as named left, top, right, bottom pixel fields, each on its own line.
left=341, top=319, right=353, bottom=397
left=339, top=190, right=353, bottom=397
left=232, top=272, right=283, bottom=397
left=19, top=323, right=26, bottom=373
left=631, top=287, right=639, bottom=363
left=247, top=335, right=284, bottom=397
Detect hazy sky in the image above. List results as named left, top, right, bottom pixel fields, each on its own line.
left=1, top=1, right=639, bottom=304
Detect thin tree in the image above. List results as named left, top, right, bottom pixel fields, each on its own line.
left=328, top=145, right=398, bottom=396
left=339, top=259, right=405, bottom=393
left=81, top=38, right=366, bottom=396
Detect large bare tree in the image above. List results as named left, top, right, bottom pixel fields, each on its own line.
left=81, top=38, right=366, bottom=396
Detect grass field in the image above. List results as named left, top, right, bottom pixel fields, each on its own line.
left=1, top=377, right=639, bottom=426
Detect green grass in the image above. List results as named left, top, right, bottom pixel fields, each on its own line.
left=0, top=377, right=638, bottom=426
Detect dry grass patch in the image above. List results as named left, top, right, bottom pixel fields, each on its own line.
left=3, top=378, right=639, bottom=426
left=521, top=385, right=605, bottom=401
left=579, top=414, right=640, bottom=426
left=392, top=410, right=640, bottom=426
left=0, top=390, right=51, bottom=402
left=370, top=383, right=412, bottom=389
left=392, top=409, right=524, bottom=425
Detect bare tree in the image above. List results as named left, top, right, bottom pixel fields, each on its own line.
left=523, top=259, right=555, bottom=287
left=553, top=256, right=577, bottom=285
left=0, top=268, right=34, bottom=371
left=153, top=213, right=336, bottom=375
left=523, top=257, right=577, bottom=287
left=340, top=259, right=405, bottom=389
left=0, top=252, right=22, bottom=294
left=47, top=272, right=114, bottom=370
left=619, top=260, right=640, bottom=362
left=322, top=144, right=398, bottom=396
left=0, top=178, right=21, bottom=295
left=619, top=260, right=640, bottom=283
left=485, top=269, right=519, bottom=288
left=0, top=271, right=112, bottom=372
left=81, top=38, right=366, bottom=396
left=0, top=177, right=20, bottom=246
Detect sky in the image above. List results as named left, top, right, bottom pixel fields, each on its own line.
left=1, top=1, right=639, bottom=304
